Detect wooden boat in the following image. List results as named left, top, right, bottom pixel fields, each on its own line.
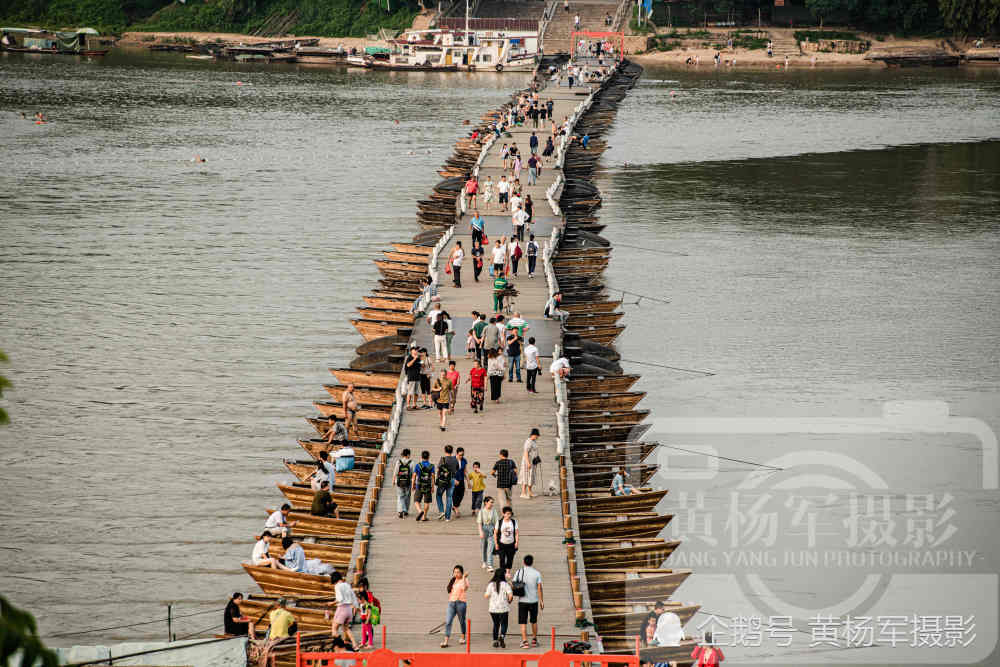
left=567, top=374, right=640, bottom=393
left=570, top=441, right=658, bottom=465
left=279, top=485, right=364, bottom=512
left=356, top=308, right=414, bottom=324
left=351, top=319, right=413, bottom=342
left=374, top=259, right=428, bottom=276
left=586, top=568, right=693, bottom=602
left=312, top=401, right=392, bottom=421
left=566, top=312, right=623, bottom=327
left=570, top=423, right=651, bottom=443
left=239, top=600, right=341, bottom=633
left=362, top=295, right=414, bottom=311
left=349, top=352, right=403, bottom=372
left=574, top=464, right=658, bottom=488
left=576, top=488, right=667, bottom=513
left=284, top=462, right=371, bottom=487
left=577, top=512, right=672, bottom=539
left=306, top=416, right=385, bottom=441
left=378, top=278, right=423, bottom=292
left=264, top=508, right=356, bottom=537
left=591, top=600, right=700, bottom=634
left=270, top=540, right=352, bottom=567
left=391, top=242, right=434, bottom=256
left=371, top=290, right=418, bottom=301
left=553, top=260, right=610, bottom=275
left=570, top=410, right=650, bottom=427
left=242, top=564, right=334, bottom=597
left=329, top=369, right=400, bottom=389
left=581, top=538, right=681, bottom=569
left=563, top=324, right=625, bottom=345
left=323, top=384, right=396, bottom=405
left=569, top=392, right=645, bottom=411
left=356, top=336, right=409, bottom=357
left=560, top=300, right=622, bottom=314
left=297, top=438, right=383, bottom=461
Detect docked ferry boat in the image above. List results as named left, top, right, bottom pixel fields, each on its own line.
left=348, top=23, right=539, bottom=72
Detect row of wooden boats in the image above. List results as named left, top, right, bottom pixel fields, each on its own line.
left=545, top=61, right=701, bottom=664
left=236, top=58, right=698, bottom=666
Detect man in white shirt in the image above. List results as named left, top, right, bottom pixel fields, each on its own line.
left=516, top=554, right=544, bottom=648
left=491, top=240, right=507, bottom=276
left=512, top=205, right=529, bottom=242
left=549, top=356, right=570, bottom=379
left=264, top=504, right=298, bottom=537
left=523, top=336, right=540, bottom=393
left=509, top=193, right=522, bottom=217
left=497, top=176, right=511, bottom=212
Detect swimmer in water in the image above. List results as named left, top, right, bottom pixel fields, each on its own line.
left=192, top=156, right=206, bottom=163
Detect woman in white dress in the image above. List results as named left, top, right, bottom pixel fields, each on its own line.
left=482, top=176, right=494, bottom=212
left=519, top=428, right=540, bottom=499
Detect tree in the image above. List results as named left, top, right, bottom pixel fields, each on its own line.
left=938, top=0, right=1000, bottom=35
left=806, top=0, right=849, bottom=28
left=1, top=595, right=59, bottom=667
left=0, top=351, right=8, bottom=425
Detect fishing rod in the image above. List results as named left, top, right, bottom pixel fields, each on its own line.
left=619, top=358, right=715, bottom=376
left=658, top=443, right=784, bottom=472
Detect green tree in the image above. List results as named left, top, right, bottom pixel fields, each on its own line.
left=806, top=0, right=849, bottom=27
left=0, top=351, right=9, bottom=425
left=1, top=595, right=59, bottom=667
left=938, top=0, right=1000, bottom=35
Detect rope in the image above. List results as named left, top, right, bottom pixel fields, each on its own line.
left=176, top=622, right=225, bottom=641
left=48, top=607, right=225, bottom=638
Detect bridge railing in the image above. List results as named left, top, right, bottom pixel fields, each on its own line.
left=296, top=627, right=640, bottom=666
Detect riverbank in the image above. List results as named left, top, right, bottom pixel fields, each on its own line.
left=118, top=31, right=385, bottom=50
left=630, top=28, right=967, bottom=68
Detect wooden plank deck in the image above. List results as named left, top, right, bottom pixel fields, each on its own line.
left=366, top=87, right=596, bottom=652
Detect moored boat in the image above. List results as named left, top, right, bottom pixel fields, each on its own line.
left=329, top=369, right=400, bottom=389
left=576, top=488, right=667, bottom=513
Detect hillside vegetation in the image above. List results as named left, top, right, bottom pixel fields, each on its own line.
left=0, top=0, right=421, bottom=37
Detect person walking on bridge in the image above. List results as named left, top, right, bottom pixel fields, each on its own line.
left=412, top=450, right=435, bottom=522
left=515, top=554, right=544, bottom=648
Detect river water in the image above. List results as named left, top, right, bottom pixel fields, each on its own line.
left=1, top=52, right=998, bottom=662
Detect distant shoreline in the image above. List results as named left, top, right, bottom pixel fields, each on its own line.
left=118, top=30, right=386, bottom=50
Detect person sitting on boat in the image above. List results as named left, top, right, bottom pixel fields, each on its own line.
left=310, top=460, right=329, bottom=491
left=611, top=467, right=636, bottom=496
left=544, top=292, right=569, bottom=324
left=318, top=450, right=337, bottom=487
left=324, top=418, right=349, bottom=445
left=311, top=479, right=339, bottom=518
left=264, top=504, right=298, bottom=537
left=268, top=598, right=297, bottom=640
left=549, top=356, right=571, bottom=380
left=225, top=593, right=251, bottom=636
left=281, top=536, right=335, bottom=576
left=251, top=531, right=293, bottom=571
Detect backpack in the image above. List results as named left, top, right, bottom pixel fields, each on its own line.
left=396, top=460, right=412, bottom=488
left=433, top=317, right=448, bottom=336
left=436, top=458, right=453, bottom=487
left=417, top=463, right=434, bottom=492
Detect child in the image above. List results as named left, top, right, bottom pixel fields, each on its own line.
left=468, top=462, right=487, bottom=511
left=465, top=329, right=476, bottom=358
left=356, top=577, right=380, bottom=649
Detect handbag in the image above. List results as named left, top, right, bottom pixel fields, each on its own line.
left=511, top=568, right=527, bottom=597
left=445, top=262, right=452, bottom=275
left=532, top=455, right=542, bottom=465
